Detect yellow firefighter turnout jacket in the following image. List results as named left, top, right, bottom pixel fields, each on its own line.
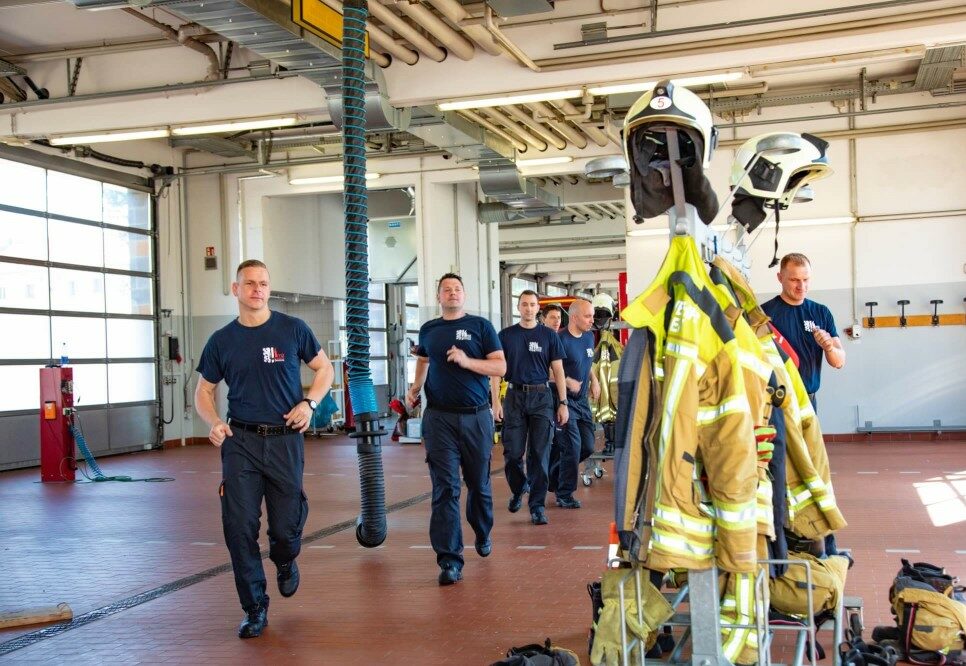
left=591, top=329, right=623, bottom=422
left=620, top=236, right=758, bottom=574
left=710, top=257, right=846, bottom=539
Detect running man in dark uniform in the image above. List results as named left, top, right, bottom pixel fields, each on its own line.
left=491, top=290, right=568, bottom=526
left=195, top=259, right=334, bottom=638
left=406, top=273, right=506, bottom=586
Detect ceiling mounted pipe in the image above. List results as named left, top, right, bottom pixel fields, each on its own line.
left=503, top=105, right=567, bottom=150
left=393, top=1, right=475, bottom=60
left=368, top=2, right=446, bottom=62
left=526, top=102, right=588, bottom=149
left=552, top=98, right=609, bottom=147
left=122, top=8, right=220, bottom=80
left=458, top=109, right=528, bottom=152
left=424, top=0, right=503, bottom=56
left=481, top=107, right=547, bottom=151
left=321, top=0, right=415, bottom=64
left=483, top=5, right=540, bottom=71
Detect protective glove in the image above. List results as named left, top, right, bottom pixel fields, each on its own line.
left=755, top=425, right=776, bottom=467
left=590, top=570, right=672, bottom=665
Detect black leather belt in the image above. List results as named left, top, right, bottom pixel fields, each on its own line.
left=507, top=382, right=549, bottom=393
left=428, top=403, right=490, bottom=415
left=229, top=419, right=298, bottom=437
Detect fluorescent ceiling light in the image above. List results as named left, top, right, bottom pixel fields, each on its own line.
left=48, top=128, right=170, bottom=146
left=438, top=89, right=582, bottom=111
left=289, top=173, right=381, bottom=186
left=626, top=228, right=667, bottom=237
left=588, top=72, right=745, bottom=97
left=517, top=156, right=574, bottom=167
left=778, top=216, right=855, bottom=228
left=172, top=117, right=299, bottom=136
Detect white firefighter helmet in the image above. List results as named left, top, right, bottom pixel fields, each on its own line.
left=623, top=80, right=718, bottom=169
left=591, top=292, right=615, bottom=316
left=730, top=132, right=832, bottom=204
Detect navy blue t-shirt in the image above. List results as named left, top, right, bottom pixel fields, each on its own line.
left=762, top=296, right=836, bottom=395
left=559, top=328, right=596, bottom=400
left=499, top=323, right=566, bottom=385
left=196, top=311, right=321, bottom=425
left=417, top=314, right=502, bottom=409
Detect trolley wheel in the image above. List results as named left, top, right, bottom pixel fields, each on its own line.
left=582, top=474, right=593, bottom=487
left=594, top=466, right=604, bottom=479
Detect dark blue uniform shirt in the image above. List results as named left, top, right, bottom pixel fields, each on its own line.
left=762, top=296, right=837, bottom=395
left=417, top=314, right=502, bottom=409
left=197, top=311, right=321, bottom=425
left=559, top=328, right=596, bottom=400
left=499, top=323, right=566, bottom=385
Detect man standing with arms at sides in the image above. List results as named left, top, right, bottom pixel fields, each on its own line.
left=542, top=304, right=563, bottom=332
left=406, top=273, right=506, bottom=586
left=762, top=253, right=846, bottom=412
left=553, top=298, right=600, bottom=509
left=194, top=260, right=334, bottom=639
left=762, top=252, right=846, bottom=557
left=491, top=291, right=569, bottom=526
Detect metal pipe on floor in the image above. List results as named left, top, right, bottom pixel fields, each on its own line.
left=526, top=102, right=588, bottom=149
left=503, top=105, right=567, bottom=150
left=393, top=1, right=476, bottom=60
left=480, top=107, right=547, bottom=151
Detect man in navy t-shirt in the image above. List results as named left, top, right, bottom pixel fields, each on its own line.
left=195, top=260, right=334, bottom=639
left=491, top=290, right=568, bottom=526
left=553, top=298, right=600, bottom=508
left=406, top=273, right=506, bottom=586
left=761, top=253, right=846, bottom=407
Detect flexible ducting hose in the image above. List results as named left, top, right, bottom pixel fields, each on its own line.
left=343, top=0, right=388, bottom=548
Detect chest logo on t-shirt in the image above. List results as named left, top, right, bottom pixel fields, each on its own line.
left=528, top=341, right=543, bottom=353
left=586, top=348, right=594, bottom=358
left=262, top=347, right=285, bottom=363
left=803, top=320, right=817, bottom=333
left=456, top=329, right=472, bottom=341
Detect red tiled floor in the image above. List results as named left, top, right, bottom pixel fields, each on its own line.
left=0, top=437, right=963, bottom=665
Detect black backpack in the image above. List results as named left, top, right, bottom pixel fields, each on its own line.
left=489, top=639, right=579, bottom=666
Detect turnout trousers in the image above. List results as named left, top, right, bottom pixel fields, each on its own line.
left=220, top=429, right=308, bottom=611
left=422, top=407, right=495, bottom=570
left=501, top=387, right=554, bottom=510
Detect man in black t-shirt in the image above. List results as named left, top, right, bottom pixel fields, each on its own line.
left=491, top=291, right=568, bottom=526
left=195, top=260, right=334, bottom=639
left=406, top=273, right=506, bottom=586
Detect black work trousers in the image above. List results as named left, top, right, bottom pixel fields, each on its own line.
left=422, top=407, right=494, bottom=571
left=501, top=387, right=554, bottom=510
left=220, top=428, right=308, bottom=611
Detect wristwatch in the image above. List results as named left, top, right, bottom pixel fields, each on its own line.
left=301, top=397, right=318, bottom=410
left=558, top=399, right=568, bottom=406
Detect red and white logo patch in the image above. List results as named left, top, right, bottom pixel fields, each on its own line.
left=262, top=347, right=285, bottom=363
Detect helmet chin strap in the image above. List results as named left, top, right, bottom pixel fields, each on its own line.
left=768, top=204, right=781, bottom=268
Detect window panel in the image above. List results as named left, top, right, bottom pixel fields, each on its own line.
left=404, top=285, right=418, bottom=305
left=405, top=306, right=420, bottom=332
left=47, top=171, right=102, bottom=222
left=104, top=228, right=151, bottom=272
left=546, top=285, right=567, bottom=297
left=369, top=330, right=387, bottom=357
left=368, top=302, right=386, bottom=329
left=0, top=211, right=47, bottom=261
left=367, top=283, right=386, bottom=301
left=108, top=362, right=156, bottom=403
left=50, top=267, right=105, bottom=313
left=0, top=262, right=49, bottom=310
left=0, top=314, right=50, bottom=359
left=48, top=219, right=104, bottom=268
left=107, top=319, right=154, bottom=358
left=370, top=359, right=388, bottom=385
left=406, top=357, right=416, bottom=384
left=105, top=274, right=152, bottom=315
left=71, top=363, right=107, bottom=406
left=103, top=184, right=150, bottom=230
left=51, top=317, right=106, bottom=359
left=0, top=365, right=42, bottom=410
left=0, top=159, right=46, bottom=211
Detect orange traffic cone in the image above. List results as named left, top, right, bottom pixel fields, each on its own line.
left=606, top=521, right=620, bottom=568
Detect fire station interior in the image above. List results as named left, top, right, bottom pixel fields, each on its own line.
left=1, top=0, right=964, bottom=663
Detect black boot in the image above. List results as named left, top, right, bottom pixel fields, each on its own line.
left=238, top=604, right=268, bottom=639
